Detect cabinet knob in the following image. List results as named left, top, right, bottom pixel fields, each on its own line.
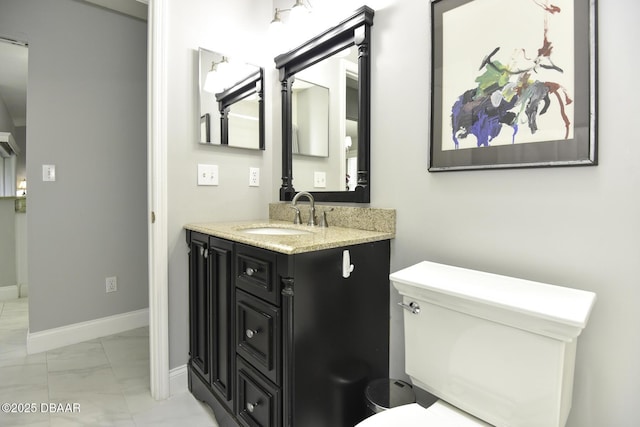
left=199, top=247, right=208, bottom=258
left=247, top=401, right=260, bottom=413
left=245, top=267, right=257, bottom=276
left=246, top=329, right=259, bottom=339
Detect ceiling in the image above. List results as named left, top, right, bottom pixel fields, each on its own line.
left=0, top=0, right=147, bottom=130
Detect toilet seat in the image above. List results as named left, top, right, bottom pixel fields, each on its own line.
left=356, top=400, right=491, bottom=427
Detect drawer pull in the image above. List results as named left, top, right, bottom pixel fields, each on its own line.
left=245, top=267, right=258, bottom=276
left=246, top=329, right=259, bottom=339
left=398, top=301, right=421, bottom=314
left=247, top=400, right=260, bottom=413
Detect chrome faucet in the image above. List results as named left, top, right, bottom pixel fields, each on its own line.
left=292, top=191, right=316, bottom=226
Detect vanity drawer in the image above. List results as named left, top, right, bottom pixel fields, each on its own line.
left=236, top=357, right=281, bottom=427
left=236, top=289, right=281, bottom=385
left=235, top=244, right=279, bottom=306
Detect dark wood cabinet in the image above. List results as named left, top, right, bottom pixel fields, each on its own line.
left=188, top=232, right=235, bottom=417
left=187, top=232, right=390, bottom=427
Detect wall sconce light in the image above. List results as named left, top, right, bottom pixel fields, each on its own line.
left=203, top=56, right=230, bottom=94
left=344, top=136, right=353, bottom=151
left=17, top=178, right=27, bottom=197
left=269, top=0, right=312, bottom=31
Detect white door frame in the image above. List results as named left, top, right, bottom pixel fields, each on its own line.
left=147, top=0, right=170, bottom=400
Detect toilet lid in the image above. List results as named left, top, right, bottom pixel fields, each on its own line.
left=356, top=401, right=491, bottom=427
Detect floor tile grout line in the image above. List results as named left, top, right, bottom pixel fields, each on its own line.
left=101, top=335, right=139, bottom=425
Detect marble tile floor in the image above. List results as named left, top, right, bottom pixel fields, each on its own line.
left=0, top=298, right=219, bottom=427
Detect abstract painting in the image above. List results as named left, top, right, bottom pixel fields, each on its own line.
left=429, top=0, right=597, bottom=171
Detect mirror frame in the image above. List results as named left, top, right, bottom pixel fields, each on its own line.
left=275, top=6, right=374, bottom=203
left=215, top=68, right=265, bottom=150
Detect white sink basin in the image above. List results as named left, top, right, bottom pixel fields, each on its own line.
left=240, top=227, right=313, bottom=236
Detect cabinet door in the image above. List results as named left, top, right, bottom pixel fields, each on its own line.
left=188, top=232, right=211, bottom=383
left=209, top=237, right=234, bottom=406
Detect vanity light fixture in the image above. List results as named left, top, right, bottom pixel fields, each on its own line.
left=17, top=179, right=27, bottom=196
left=269, top=0, right=312, bottom=30
left=344, top=136, right=353, bottom=150
left=203, top=56, right=230, bottom=94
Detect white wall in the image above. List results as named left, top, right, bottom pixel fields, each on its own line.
left=0, top=0, right=149, bottom=332
left=369, top=0, right=640, bottom=426
left=165, top=0, right=274, bottom=368
left=166, top=0, right=640, bottom=425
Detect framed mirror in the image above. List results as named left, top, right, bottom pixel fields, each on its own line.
left=275, top=6, right=374, bottom=202
left=198, top=48, right=265, bottom=150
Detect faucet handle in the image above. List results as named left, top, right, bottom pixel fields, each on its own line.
left=289, top=205, right=302, bottom=224
left=319, top=208, right=334, bottom=228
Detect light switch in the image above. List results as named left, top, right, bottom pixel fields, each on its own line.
left=42, top=165, right=56, bottom=182
left=197, top=164, right=219, bottom=186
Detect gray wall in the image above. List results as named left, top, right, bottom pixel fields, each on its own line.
left=0, top=96, right=15, bottom=134
left=166, top=0, right=273, bottom=369
left=370, top=1, right=639, bottom=426
left=0, top=0, right=148, bottom=331
left=0, top=199, right=16, bottom=287
left=14, top=126, right=25, bottom=183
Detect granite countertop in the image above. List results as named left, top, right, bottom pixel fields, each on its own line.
left=185, top=219, right=395, bottom=255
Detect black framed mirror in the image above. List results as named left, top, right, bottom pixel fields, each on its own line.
left=216, top=69, right=265, bottom=150
left=198, top=48, right=265, bottom=150
left=275, top=6, right=374, bottom=202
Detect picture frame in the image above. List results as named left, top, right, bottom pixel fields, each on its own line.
left=429, top=0, right=597, bottom=171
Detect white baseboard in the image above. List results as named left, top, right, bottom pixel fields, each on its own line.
left=0, top=285, right=19, bottom=301
left=170, top=364, right=188, bottom=396
left=27, top=308, right=149, bottom=354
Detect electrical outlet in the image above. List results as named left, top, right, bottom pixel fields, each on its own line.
left=314, top=171, right=326, bottom=188
left=249, top=167, right=260, bottom=187
left=106, top=276, right=118, bottom=293
left=197, top=164, right=219, bottom=186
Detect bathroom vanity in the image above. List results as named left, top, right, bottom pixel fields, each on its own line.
left=185, top=206, right=394, bottom=427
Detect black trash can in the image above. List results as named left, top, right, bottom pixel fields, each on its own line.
left=329, top=360, right=369, bottom=426
left=364, top=379, right=416, bottom=415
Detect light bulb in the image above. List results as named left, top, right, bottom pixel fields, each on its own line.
left=203, top=67, right=218, bottom=93
left=289, top=0, right=309, bottom=23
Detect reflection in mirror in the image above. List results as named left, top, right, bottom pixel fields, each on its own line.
left=291, top=48, right=358, bottom=192
left=292, top=79, right=329, bottom=157
left=276, top=6, right=374, bottom=203
left=198, top=48, right=264, bottom=150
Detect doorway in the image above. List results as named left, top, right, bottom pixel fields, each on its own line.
left=0, top=37, right=28, bottom=305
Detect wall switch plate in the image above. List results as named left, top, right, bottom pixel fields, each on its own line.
left=106, top=276, right=118, bottom=293
left=197, top=164, right=219, bottom=186
left=314, top=171, right=326, bottom=188
left=249, top=167, right=260, bottom=187
left=42, top=164, right=56, bottom=182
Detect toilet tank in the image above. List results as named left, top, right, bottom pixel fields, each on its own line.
left=391, top=261, right=596, bottom=427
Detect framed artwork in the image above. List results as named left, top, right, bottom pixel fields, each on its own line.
left=429, top=0, right=597, bottom=171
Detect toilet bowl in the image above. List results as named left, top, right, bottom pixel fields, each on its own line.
left=356, top=400, right=490, bottom=426
left=359, top=261, right=596, bottom=427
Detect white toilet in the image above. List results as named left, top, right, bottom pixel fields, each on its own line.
left=358, top=261, right=596, bottom=427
